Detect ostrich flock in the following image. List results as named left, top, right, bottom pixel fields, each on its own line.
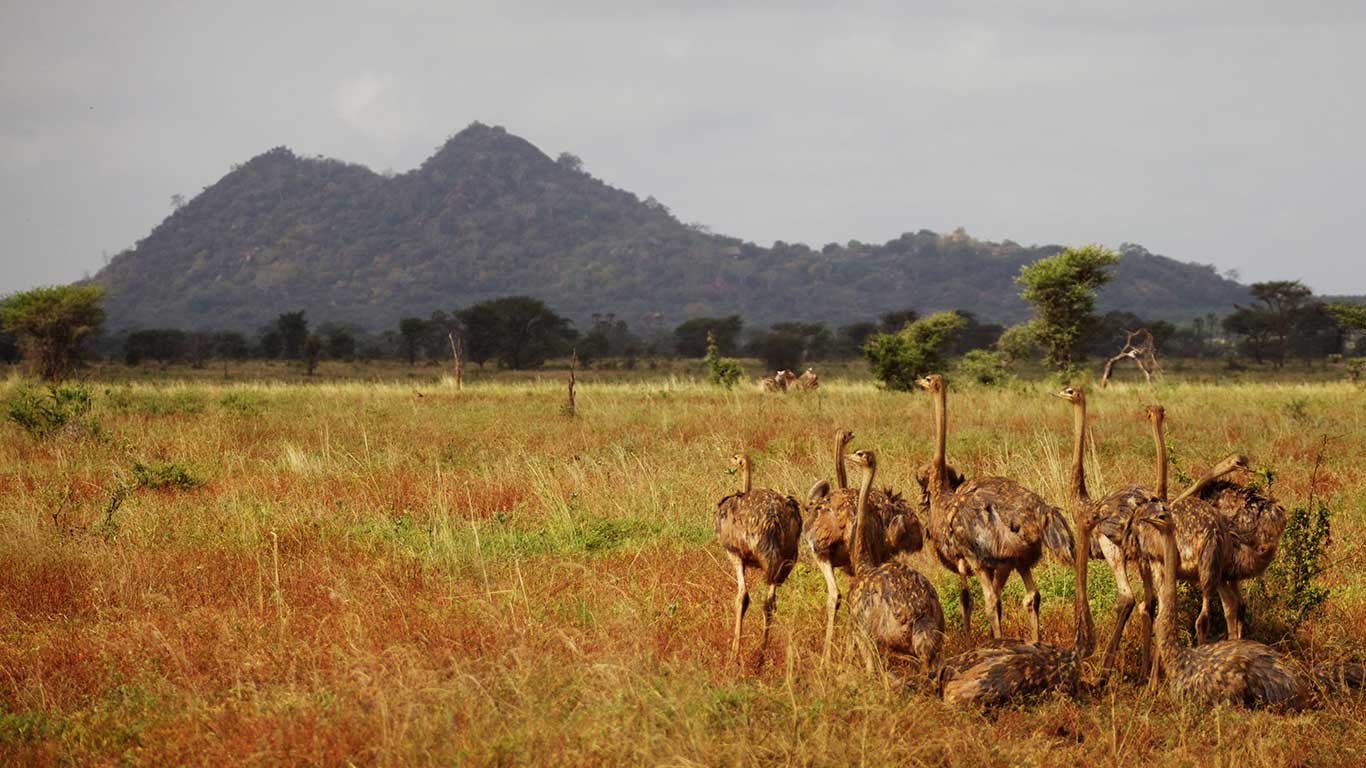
left=714, top=374, right=1363, bottom=710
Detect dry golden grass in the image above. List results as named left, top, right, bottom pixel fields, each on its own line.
left=2, top=368, right=1365, bottom=766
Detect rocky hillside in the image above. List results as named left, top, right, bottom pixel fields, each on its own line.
left=93, top=122, right=1250, bottom=332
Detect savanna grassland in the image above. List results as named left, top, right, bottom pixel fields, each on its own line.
left=2, top=366, right=1365, bottom=766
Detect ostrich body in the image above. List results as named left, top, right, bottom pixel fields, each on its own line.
left=1138, top=506, right=1357, bottom=709
left=1055, top=386, right=1156, bottom=671
left=805, top=430, right=923, bottom=661
left=1174, top=461, right=1287, bottom=637
left=844, top=449, right=944, bottom=675
left=939, top=504, right=1099, bottom=707
left=1131, top=450, right=1248, bottom=680
left=715, top=453, right=803, bottom=661
left=915, top=374, right=1074, bottom=642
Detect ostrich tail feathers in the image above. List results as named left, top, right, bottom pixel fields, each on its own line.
left=1043, top=506, right=1076, bottom=564
left=1314, top=661, right=1366, bottom=695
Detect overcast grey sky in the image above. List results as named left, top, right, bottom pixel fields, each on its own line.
left=3, top=1, right=1363, bottom=296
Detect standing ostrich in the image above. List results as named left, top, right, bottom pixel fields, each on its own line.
left=1173, top=456, right=1285, bottom=639
left=715, top=453, right=803, bottom=661
left=1055, top=388, right=1189, bottom=673
left=1055, top=385, right=1152, bottom=671
left=844, top=449, right=944, bottom=676
left=806, top=430, right=923, bottom=661
left=915, top=374, right=1074, bottom=642
left=1139, top=506, right=1366, bottom=708
left=939, top=504, right=1100, bottom=707
left=1132, top=448, right=1247, bottom=682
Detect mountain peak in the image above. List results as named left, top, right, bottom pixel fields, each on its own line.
left=93, top=122, right=1250, bottom=333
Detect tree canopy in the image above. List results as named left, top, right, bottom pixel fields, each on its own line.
left=862, top=311, right=967, bottom=391
left=0, top=284, right=106, bottom=380
left=456, top=296, right=576, bottom=370
left=1016, top=244, right=1119, bottom=371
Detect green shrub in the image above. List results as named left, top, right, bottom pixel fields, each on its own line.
left=703, top=332, right=743, bottom=389
left=862, top=311, right=966, bottom=391
left=955, top=349, right=1011, bottom=386
left=132, top=461, right=202, bottom=490
left=4, top=383, right=98, bottom=439
left=1255, top=496, right=1332, bottom=629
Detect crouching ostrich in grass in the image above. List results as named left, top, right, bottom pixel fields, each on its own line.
left=1140, top=505, right=1365, bottom=708
left=939, top=503, right=1100, bottom=707
left=916, top=374, right=1074, bottom=642
left=715, top=453, right=803, bottom=662
left=844, top=449, right=944, bottom=677
left=806, top=429, right=923, bottom=662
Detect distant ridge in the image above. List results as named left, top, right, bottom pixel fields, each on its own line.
left=93, top=122, right=1250, bottom=332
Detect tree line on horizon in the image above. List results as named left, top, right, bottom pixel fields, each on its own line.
left=3, top=247, right=1364, bottom=383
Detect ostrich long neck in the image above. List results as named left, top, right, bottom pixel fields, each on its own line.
left=740, top=461, right=752, bottom=495
left=834, top=435, right=849, bottom=490
left=1070, top=397, right=1088, bottom=502
left=851, top=461, right=876, bottom=578
left=1073, top=518, right=1095, bottom=657
left=1151, top=412, right=1168, bottom=501
left=1173, top=460, right=1242, bottom=504
left=1155, top=524, right=1185, bottom=671
left=931, top=387, right=949, bottom=496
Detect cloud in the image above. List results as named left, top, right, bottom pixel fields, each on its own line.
left=331, top=72, right=422, bottom=145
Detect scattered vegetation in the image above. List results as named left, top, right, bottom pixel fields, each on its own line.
left=703, top=332, right=743, bottom=388
left=3, top=383, right=98, bottom=439
left=2, top=373, right=1364, bottom=764
left=131, top=460, right=202, bottom=490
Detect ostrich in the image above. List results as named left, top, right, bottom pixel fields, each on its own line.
left=939, top=504, right=1099, bottom=707
left=1054, top=394, right=1224, bottom=674
left=1132, top=449, right=1247, bottom=682
left=1173, top=455, right=1285, bottom=640
left=915, top=374, right=1074, bottom=642
left=1139, top=506, right=1366, bottom=708
left=806, top=429, right=923, bottom=661
left=843, top=449, right=944, bottom=676
left=715, top=453, right=803, bottom=661
left=1055, top=385, right=1156, bottom=672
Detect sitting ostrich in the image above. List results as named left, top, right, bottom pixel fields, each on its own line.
left=715, top=453, right=803, bottom=662
left=915, top=374, right=1074, bottom=642
left=1140, top=506, right=1365, bottom=708
left=758, top=370, right=798, bottom=393
left=939, top=504, right=1100, bottom=707
left=806, top=429, right=922, bottom=662
left=843, top=449, right=944, bottom=676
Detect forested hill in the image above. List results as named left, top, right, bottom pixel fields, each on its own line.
left=93, top=122, right=1250, bottom=333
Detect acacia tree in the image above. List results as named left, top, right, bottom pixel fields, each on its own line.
left=275, top=311, right=309, bottom=359
left=1015, top=244, right=1119, bottom=372
left=1223, top=281, right=1320, bottom=367
left=456, top=296, right=576, bottom=370
left=0, top=284, right=105, bottom=380
left=398, top=317, right=428, bottom=366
